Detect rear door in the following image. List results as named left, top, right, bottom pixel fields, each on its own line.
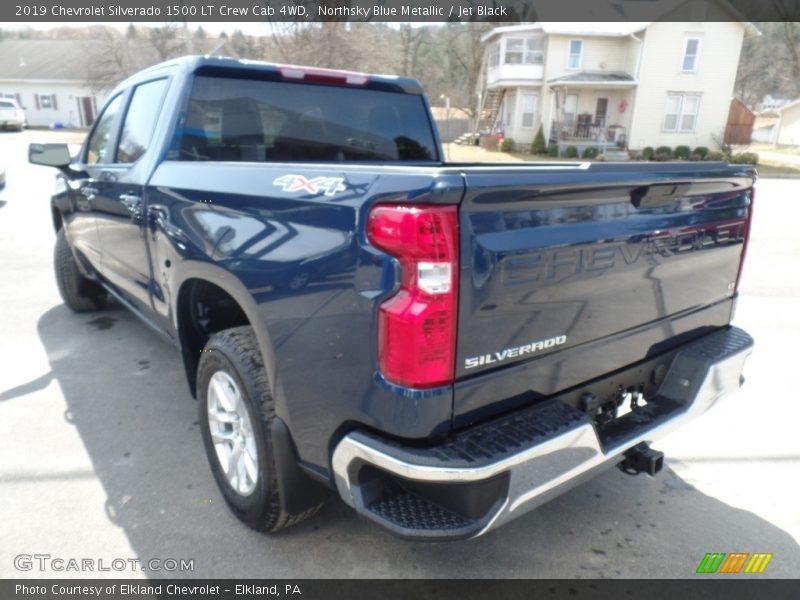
left=93, top=78, right=169, bottom=312
left=65, top=93, right=125, bottom=274
left=453, top=164, right=754, bottom=423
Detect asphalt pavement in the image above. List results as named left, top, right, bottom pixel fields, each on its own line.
left=0, top=129, right=798, bottom=578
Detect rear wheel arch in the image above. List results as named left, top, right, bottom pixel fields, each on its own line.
left=173, top=273, right=277, bottom=402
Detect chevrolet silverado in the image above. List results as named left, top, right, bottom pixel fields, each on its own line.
left=29, top=56, right=755, bottom=540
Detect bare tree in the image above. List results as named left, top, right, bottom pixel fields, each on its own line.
left=398, top=24, right=427, bottom=77
left=443, top=23, right=493, bottom=118
left=148, top=24, right=186, bottom=61
left=85, top=25, right=190, bottom=93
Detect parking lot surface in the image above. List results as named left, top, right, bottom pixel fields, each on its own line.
left=1, top=129, right=798, bottom=578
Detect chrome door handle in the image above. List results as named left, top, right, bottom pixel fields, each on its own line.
left=119, top=193, right=142, bottom=215
left=147, top=204, right=168, bottom=227
left=80, top=186, right=98, bottom=200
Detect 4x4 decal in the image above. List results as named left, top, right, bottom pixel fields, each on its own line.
left=273, top=174, right=346, bottom=197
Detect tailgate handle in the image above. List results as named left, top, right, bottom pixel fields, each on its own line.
left=630, top=183, right=690, bottom=208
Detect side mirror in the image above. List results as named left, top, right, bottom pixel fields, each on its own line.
left=29, top=143, right=72, bottom=168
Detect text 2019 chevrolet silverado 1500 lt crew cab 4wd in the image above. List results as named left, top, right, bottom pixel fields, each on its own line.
left=30, top=57, right=755, bottom=540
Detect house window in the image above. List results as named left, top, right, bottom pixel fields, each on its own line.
left=682, top=37, right=701, bottom=72
left=521, top=94, right=536, bottom=128
left=39, top=94, right=53, bottom=109
left=505, top=37, right=545, bottom=65
left=567, top=40, right=583, bottom=70
left=524, top=38, right=544, bottom=64
left=505, top=38, right=524, bottom=64
left=664, top=93, right=701, bottom=132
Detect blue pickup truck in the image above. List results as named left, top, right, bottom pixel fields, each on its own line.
left=30, top=56, right=755, bottom=540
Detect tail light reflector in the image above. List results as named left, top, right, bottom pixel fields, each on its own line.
left=367, top=204, right=459, bottom=388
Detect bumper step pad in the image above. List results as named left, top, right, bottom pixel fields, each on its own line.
left=368, top=490, right=473, bottom=531
left=354, top=398, right=588, bottom=468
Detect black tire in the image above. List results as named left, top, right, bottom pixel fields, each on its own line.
left=197, top=326, right=321, bottom=532
left=54, top=228, right=108, bottom=312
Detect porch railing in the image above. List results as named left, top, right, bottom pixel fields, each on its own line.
left=550, top=118, right=607, bottom=141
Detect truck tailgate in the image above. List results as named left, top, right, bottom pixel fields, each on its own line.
left=454, top=163, right=754, bottom=424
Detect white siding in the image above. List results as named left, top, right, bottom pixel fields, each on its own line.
left=777, top=104, right=800, bottom=146
left=628, top=22, right=745, bottom=150
left=540, top=35, right=635, bottom=141
left=0, top=81, right=105, bottom=128
left=545, top=35, right=631, bottom=81
left=503, top=86, right=542, bottom=144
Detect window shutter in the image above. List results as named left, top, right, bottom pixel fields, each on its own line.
left=34, top=94, right=40, bottom=109
left=52, top=94, right=58, bottom=110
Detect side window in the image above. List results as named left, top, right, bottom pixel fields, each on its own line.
left=116, top=79, right=168, bottom=164
left=86, top=94, right=123, bottom=165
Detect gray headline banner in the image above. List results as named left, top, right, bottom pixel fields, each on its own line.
left=4, top=0, right=800, bottom=23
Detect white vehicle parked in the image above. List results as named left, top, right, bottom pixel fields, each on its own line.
left=0, top=99, right=26, bottom=131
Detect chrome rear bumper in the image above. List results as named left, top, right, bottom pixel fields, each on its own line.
left=332, top=326, right=754, bottom=540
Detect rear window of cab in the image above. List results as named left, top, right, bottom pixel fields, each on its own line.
left=171, top=75, right=438, bottom=163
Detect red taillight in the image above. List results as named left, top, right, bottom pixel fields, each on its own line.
left=367, top=204, right=459, bottom=388
left=735, top=186, right=755, bottom=293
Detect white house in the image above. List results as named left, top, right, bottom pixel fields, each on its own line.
left=775, top=99, right=800, bottom=146
left=481, top=13, right=759, bottom=153
left=0, top=37, right=234, bottom=129
left=0, top=39, right=109, bottom=128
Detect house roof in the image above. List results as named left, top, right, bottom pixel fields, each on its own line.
left=0, top=38, right=234, bottom=82
left=0, top=39, right=103, bottom=81
left=482, top=23, right=649, bottom=43
left=777, top=98, right=800, bottom=114
left=548, top=71, right=636, bottom=85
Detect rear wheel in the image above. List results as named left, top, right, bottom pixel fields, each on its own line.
left=197, top=326, right=321, bottom=532
left=54, top=228, right=108, bottom=312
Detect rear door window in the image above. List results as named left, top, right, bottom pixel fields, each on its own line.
left=116, top=79, right=169, bottom=164
left=174, top=75, right=438, bottom=162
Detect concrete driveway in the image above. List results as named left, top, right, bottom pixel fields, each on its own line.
left=0, top=130, right=798, bottom=578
